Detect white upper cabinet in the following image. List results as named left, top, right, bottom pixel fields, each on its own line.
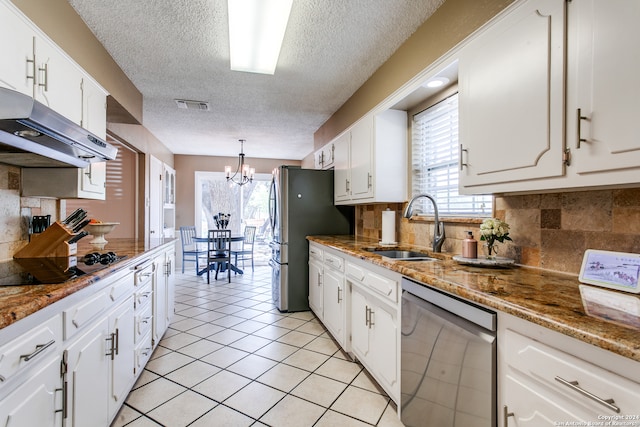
left=33, top=36, right=83, bottom=126
left=333, top=132, right=351, bottom=203
left=334, top=109, right=407, bottom=205
left=82, top=77, right=108, bottom=139
left=0, top=0, right=36, bottom=95
left=314, top=142, right=335, bottom=170
left=458, top=0, right=566, bottom=194
left=0, top=0, right=107, bottom=138
left=566, top=0, right=640, bottom=179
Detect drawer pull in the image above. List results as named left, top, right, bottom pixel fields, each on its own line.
left=20, top=339, right=55, bottom=362
left=555, top=376, right=620, bottom=413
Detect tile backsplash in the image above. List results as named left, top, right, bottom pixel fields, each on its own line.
left=0, top=164, right=58, bottom=261
left=356, top=188, right=640, bottom=275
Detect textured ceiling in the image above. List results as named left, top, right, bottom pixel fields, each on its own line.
left=67, top=0, right=445, bottom=159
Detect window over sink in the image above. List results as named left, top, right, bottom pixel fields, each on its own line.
left=411, top=92, right=492, bottom=217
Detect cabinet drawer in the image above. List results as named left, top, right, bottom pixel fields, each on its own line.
left=64, top=289, right=110, bottom=340
left=134, top=282, right=153, bottom=311
left=135, top=303, right=153, bottom=344
left=506, top=329, right=640, bottom=415
left=109, top=274, right=134, bottom=303
left=346, top=262, right=398, bottom=303
left=324, top=252, right=344, bottom=271
left=309, top=245, right=323, bottom=260
left=134, top=260, right=155, bottom=287
left=134, top=332, right=153, bottom=376
left=0, top=315, right=61, bottom=386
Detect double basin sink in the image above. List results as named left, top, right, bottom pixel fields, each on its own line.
left=364, top=248, right=435, bottom=261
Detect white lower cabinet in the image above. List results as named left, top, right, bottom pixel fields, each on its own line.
left=322, top=267, right=346, bottom=349
left=153, top=248, right=175, bottom=346
left=65, top=295, right=134, bottom=427
left=0, top=315, right=63, bottom=427
left=499, top=312, right=640, bottom=426
left=308, top=255, right=323, bottom=318
left=308, top=243, right=347, bottom=348
left=0, top=244, right=176, bottom=427
left=65, top=316, right=110, bottom=426
left=309, top=242, right=401, bottom=404
left=0, top=353, right=62, bottom=427
left=349, top=281, right=399, bottom=403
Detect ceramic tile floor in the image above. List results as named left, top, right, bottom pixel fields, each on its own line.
left=111, top=266, right=405, bottom=427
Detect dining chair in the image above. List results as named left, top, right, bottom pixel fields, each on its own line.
left=207, top=229, right=231, bottom=284
left=179, top=226, right=207, bottom=274
left=231, top=226, right=256, bottom=272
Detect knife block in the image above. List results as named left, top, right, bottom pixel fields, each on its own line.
left=14, top=221, right=78, bottom=258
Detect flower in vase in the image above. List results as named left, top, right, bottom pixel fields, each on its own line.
left=479, top=218, right=512, bottom=258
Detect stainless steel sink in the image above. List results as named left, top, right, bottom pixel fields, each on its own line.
left=364, top=249, right=435, bottom=261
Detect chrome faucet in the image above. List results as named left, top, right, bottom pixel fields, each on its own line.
left=403, top=194, right=446, bottom=252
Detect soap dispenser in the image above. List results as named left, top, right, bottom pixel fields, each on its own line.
left=462, top=231, right=477, bottom=259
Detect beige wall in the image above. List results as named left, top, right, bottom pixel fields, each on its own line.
left=314, top=0, right=513, bottom=148
left=11, top=0, right=143, bottom=123
left=173, top=155, right=300, bottom=229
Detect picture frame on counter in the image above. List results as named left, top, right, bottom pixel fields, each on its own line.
left=579, top=249, right=640, bottom=294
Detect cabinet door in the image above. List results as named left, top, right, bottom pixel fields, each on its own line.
left=0, top=354, right=61, bottom=427
left=79, top=162, right=107, bottom=198
left=33, top=37, right=83, bottom=126
left=308, top=260, right=323, bottom=318
left=459, top=0, right=565, bottom=193
left=350, top=285, right=370, bottom=359
left=369, top=300, right=398, bottom=397
left=81, top=77, right=107, bottom=139
left=350, top=115, right=374, bottom=200
left=165, top=248, right=176, bottom=328
left=568, top=1, right=640, bottom=175
left=66, top=317, right=110, bottom=427
left=333, top=132, right=351, bottom=203
left=321, top=143, right=335, bottom=169
left=153, top=256, right=167, bottom=345
left=322, top=268, right=344, bottom=347
left=0, top=1, right=36, bottom=95
left=108, top=298, right=135, bottom=419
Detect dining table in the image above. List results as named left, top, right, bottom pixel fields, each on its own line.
left=193, top=234, right=245, bottom=276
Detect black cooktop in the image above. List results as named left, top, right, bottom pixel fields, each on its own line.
left=0, top=254, right=126, bottom=286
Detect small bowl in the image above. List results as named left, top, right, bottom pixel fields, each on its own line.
left=85, top=222, right=119, bottom=249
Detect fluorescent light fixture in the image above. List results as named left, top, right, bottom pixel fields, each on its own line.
left=228, top=0, right=293, bottom=75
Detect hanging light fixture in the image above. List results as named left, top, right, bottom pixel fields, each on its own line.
left=225, top=139, right=255, bottom=186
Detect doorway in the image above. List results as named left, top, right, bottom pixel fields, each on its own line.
left=195, top=172, right=272, bottom=265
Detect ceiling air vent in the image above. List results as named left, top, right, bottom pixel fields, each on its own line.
left=174, top=99, right=211, bottom=111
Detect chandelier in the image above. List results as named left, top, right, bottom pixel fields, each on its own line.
left=225, top=139, right=255, bottom=186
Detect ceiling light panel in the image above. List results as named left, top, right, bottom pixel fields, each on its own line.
left=228, top=0, right=293, bottom=75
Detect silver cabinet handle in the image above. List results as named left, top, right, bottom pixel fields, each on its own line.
left=105, top=333, right=116, bottom=360
left=555, top=376, right=620, bottom=413
left=346, top=179, right=350, bottom=193
left=38, top=63, right=48, bottom=91
left=337, top=287, right=342, bottom=304
left=367, top=173, right=372, bottom=189
left=576, top=108, right=588, bottom=149
left=459, top=144, right=468, bottom=170
left=20, top=339, right=55, bottom=362
left=503, top=405, right=514, bottom=426
left=368, top=307, right=374, bottom=328
left=317, top=271, right=322, bottom=286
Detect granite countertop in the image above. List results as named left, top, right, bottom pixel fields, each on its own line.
left=0, top=238, right=175, bottom=330
left=308, top=235, right=640, bottom=363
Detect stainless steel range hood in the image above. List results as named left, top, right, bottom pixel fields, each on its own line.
left=0, top=87, right=117, bottom=168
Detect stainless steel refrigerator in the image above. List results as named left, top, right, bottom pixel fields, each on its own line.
left=268, top=165, right=354, bottom=312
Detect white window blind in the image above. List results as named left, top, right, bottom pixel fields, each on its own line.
left=411, top=93, right=491, bottom=216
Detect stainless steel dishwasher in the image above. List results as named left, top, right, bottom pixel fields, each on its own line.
left=401, top=277, right=497, bottom=427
